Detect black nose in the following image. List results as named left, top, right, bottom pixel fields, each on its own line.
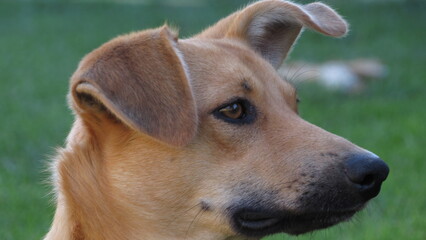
left=344, top=153, right=389, bottom=201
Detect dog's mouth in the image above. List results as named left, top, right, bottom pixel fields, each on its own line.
left=232, top=208, right=359, bottom=237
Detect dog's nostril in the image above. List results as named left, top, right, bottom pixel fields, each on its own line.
left=359, top=174, right=375, bottom=187
left=344, top=153, right=389, bottom=200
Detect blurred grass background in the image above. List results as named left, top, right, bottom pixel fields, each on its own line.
left=1, top=0, right=425, bottom=239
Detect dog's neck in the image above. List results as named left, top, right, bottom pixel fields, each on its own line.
left=45, top=119, right=235, bottom=240
left=46, top=127, right=130, bottom=239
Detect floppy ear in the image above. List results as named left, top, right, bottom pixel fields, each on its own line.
left=197, top=0, right=348, bottom=68
left=70, top=26, right=197, bottom=147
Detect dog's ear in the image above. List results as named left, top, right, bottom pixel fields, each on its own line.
left=70, top=26, right=197, bottom=147
left=197, top=0, right=348, bottom=68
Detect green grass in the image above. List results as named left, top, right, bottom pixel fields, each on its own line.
left=1, top=0, right=425, bottom=239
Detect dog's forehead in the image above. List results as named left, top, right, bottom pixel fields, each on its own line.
left=179, top=39, right=296, bottom=110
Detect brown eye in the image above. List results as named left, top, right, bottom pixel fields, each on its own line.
left=213, top=99, right=256, bottom=125
left=219, top=103, right=244, bottom=119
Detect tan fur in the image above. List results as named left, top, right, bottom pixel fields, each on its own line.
left=46, top=1, right=383, bottom=240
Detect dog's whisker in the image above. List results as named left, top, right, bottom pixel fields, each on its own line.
left=292, top=68, right=320, bottom=84
left=166, top=202, right=201, bottom=229
left=285, top=63, right=321, bottom=85
left=288, top=63, right=307, bottom=82
left=282, top=62, right=305, bottom=83
left=185, top=208, right=204, bottom=240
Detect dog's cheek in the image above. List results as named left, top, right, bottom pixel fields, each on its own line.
left=196, top=120, right=260, bottom=158
left=225, top=154, right=323, bottom=209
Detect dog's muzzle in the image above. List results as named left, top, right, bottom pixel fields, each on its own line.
left=229, top=152, right=389, bottom=238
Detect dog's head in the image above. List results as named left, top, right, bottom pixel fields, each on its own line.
left=65, top=1, right=388, bottom=239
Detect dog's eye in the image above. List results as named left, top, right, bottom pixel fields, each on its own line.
left=213, top=99, right=256, bottom=124
left=219, top=103, right=244, bottom=119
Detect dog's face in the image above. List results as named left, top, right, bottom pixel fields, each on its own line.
left=58, top=1, right=389, bottom=239
left=178, top=40, right=374, bottom=237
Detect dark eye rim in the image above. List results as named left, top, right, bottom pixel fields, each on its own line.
left=212, top=98, right=257, bottom=125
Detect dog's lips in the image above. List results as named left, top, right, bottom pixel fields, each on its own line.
left=232, top=208, right=359, bottom=237
left=235, top=211, right=282, bottom=230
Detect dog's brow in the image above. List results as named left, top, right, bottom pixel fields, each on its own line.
left=241, top=80, right=253, bottom=92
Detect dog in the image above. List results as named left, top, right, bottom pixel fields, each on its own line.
left=45, top=1, right=389, bottom=239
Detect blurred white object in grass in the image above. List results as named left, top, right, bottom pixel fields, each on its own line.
left=279, top=59, right=387, bottom=93
left=319, top=62, right=359, bottom=92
